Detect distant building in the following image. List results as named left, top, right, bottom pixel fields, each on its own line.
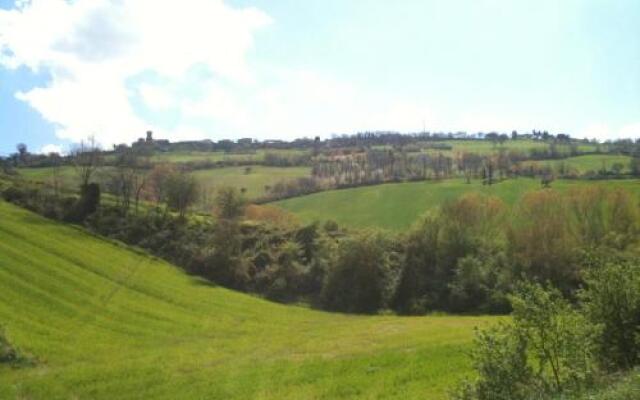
left=132, top=130, right=170, bottom=152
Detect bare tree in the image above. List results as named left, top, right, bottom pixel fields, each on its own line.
left=108, top=149, right=148, bottom=214
left=49, top=152, right=62, bottom=197
left=72, top=135, right=102, bottom=188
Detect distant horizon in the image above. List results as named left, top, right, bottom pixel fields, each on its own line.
left=1, top=0, right=639, bottom=154
left=0, top=128, right=630, bottom=157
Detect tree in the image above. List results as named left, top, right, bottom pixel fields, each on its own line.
left=257, top=241, right=306, bottom=302
left=453, top=283, right=600, bottom=400
left=16, top=143, right=28, bottom=164
left=72, top=136, right=102, bottom=188
left=579, top=263, right=640, bottom=370
left=147, top=163, right=175, bottom=206
left=165, top=170, right=198, bottom=218
left=509, top=283, right=599, bottom=394
left=630, top=157, right=640, bottom=176
left=508, top=191, right=578, bottom=292
left=108, top=149, right=148, bottom=214
left=322, top=230, right=397, bottom=314
left=215, top=186, right=246, bottom=220
left=49, top=152, right=62, bottom=197
left=394, top=194, right=508, bottom=314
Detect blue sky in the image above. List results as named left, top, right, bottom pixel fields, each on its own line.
left=0, top=0, right=639, bottom=155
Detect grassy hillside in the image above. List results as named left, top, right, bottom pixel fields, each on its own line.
left=0, top=201, right=494, bottom=399
left=275, top=178, right=640, bottom=230
left=192, top=166, right=310, bottom=200
left=17, top=165, right=310, bottom=202
left=149, top=149, right=310, bottom=164
left=519, top=154, right=632, bottom=174
left=417, top=139, right=598, bottom=155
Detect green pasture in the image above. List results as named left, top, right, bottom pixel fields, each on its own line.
left=0, top=201, right=495, bottom=399
left=275, top=178, right=640, bottom=231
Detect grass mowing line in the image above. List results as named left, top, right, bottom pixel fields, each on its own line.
left=0, top=201, right=495, bottom=399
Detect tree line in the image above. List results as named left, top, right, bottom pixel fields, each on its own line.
left=3, top=167, right=639, bottom=317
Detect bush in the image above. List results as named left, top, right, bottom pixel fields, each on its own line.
left=452, top=324, right=532, bottom=400
left=256, top=241, right=306, bottom=302
left=452, top=282, right=601, bottom=400
left=579, top=263, right=640, bottom=371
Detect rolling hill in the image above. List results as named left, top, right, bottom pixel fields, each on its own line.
left=274, top=178, right=640, bottom=230
left=0, top=200, right=494, bottom=399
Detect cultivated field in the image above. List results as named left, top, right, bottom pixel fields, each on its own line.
left=0, top=201, right=495, bottom=399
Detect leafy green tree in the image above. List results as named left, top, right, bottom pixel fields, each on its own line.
left=452, top=324, right=532, bottom=400
left=321, top=230, right=397, bottom=314
left=510, top=282, right=600, bottom=394
left=215, top=186, right=246, bottom=220
left=201, top=219, right=249, bottom=289
left=579, top=263, right=640, bottom=371
left=165, top=170, right=199, bottom=218
left=453, top=282, right=600, bottom=400
left=395, top=194, right=507, bottom=314
left=257, top=241, right=306, bottom=302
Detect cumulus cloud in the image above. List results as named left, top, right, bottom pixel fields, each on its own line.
left=0, top=0, right=444, bottom=145
left=0, top=0, right=271, bottom=146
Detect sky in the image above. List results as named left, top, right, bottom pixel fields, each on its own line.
left=0, top=0, right=639, bottom=155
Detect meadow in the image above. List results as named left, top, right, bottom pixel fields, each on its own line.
left=518, top=154, right=633, bottom=174
left=149, top=149, right=311, bottom=164
left=275, top=177, right=640, bottom=230
left=0, top=200, right=495, bottom=399
left=17, top=165, right=311, bottom=201
left=192, top=165, right=311, bottom=200
left=418, top=139, right=599, bottom=155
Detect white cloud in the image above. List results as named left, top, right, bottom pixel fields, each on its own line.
left=39, top=143, right=63, bottom=154
left=0, top=0, right=271, bottom=146
left=137, top=84, right=175, bottom=111
left=0, top=1, right=444, bottom=145
left=619, top=122, right=640, bottom=139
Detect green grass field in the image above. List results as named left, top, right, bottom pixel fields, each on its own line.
left=192, top=166, right=311, bottom=200
left=149, top=149, right=311, bottom=164
left=519, top=154, right=632, bottom=174
left=275, top=178, right=640, bottom=231
left=17, top=165, right=310, bottom=202
left=418, top=139, right=599, bottom=155
left=0, top=201, right=495, bottom=399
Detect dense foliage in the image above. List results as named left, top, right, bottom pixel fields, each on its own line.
left=4, top=177, right=640, bottom=318
left=452, top=271, right=640, bottom=400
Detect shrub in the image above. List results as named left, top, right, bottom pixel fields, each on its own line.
left=453, top=282, right=601, bottom=400
left=579, top=263, right=640, bottom=371
left=452, top=324, right=532, bottom=400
